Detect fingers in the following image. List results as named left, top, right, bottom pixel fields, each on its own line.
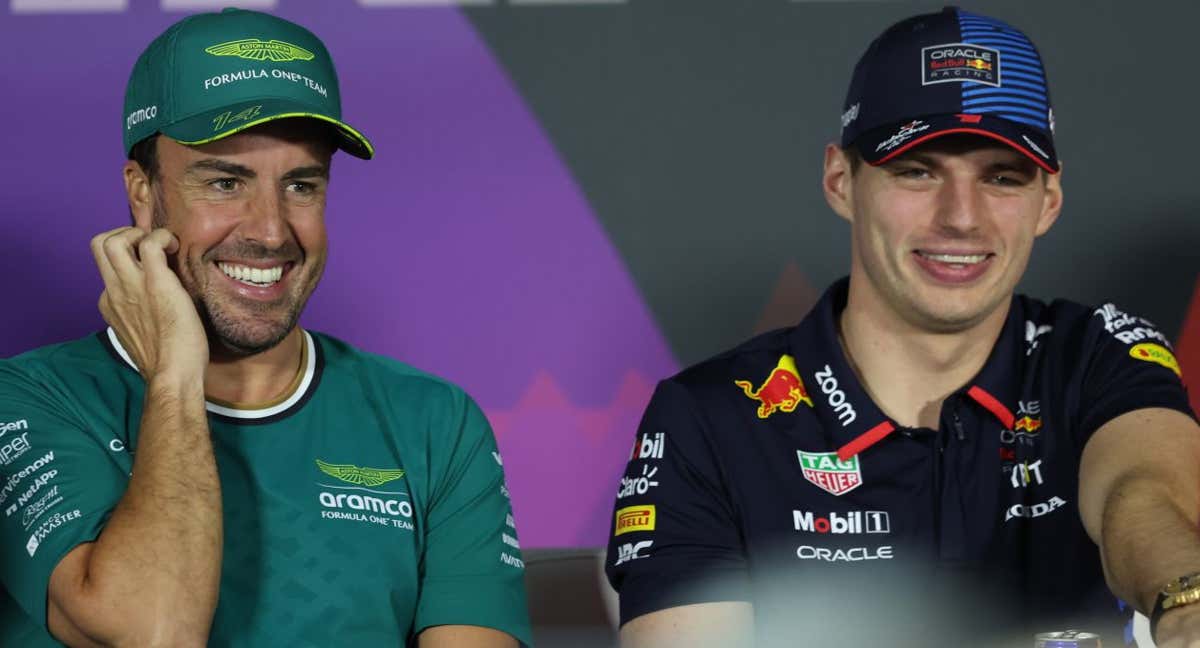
left=156, top=228, right=180, bottom=256
left=90, top=227, right=132, bottom=289
left=89, top=225, right=205, bottom=379
left=137, top=229, right=180, bottom=277
left=91, top=227, right=180, bottom=289
left=98, top=227, right=148, bottom=286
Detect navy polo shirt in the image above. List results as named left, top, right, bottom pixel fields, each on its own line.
left=606, top=278, right=1194, bottom=646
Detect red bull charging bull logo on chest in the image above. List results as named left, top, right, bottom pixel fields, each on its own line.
left=734, top=355, right=813, bottom=419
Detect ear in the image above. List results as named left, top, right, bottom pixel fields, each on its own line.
left=1034, top=161, right=1063, bottom=237
left=823, top=143, right=855, bottom=223
left=123, top=159, right=154, bottom=231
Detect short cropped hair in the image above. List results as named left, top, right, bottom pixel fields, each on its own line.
left=129, top=135, right=160, bottom=184
left=843, top=146, right=863, bottom=174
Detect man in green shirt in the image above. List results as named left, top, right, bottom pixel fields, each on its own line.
left=0, top=9, right=530, bottom=647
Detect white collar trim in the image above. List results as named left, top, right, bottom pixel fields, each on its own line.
left=105, top=327, right=316, bottom=420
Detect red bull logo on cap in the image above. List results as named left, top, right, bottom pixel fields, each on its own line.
left=734, top=355, right=813, bottom=419
left=922, top=42, right=1001, bottom=87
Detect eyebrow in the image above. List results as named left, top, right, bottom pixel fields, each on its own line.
left=889, top=153, right=1035, bottom=175
left=986, top=161, right=1036, bottom=175
left=186, top=159, right=256, bottom=179
left=185, top=160, right=329, bottom=181
left=888, top=152, right=936, bottom=167
left=281, top=165, right=330, bottom=181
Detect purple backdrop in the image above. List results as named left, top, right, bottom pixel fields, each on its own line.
left=0, top=1, right=677, bottom=547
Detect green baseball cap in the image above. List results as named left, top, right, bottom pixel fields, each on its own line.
left=123, top=8, right=373, bottom=159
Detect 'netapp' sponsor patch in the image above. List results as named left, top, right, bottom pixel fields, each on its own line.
left=922, top=43, right=1001, bottom=87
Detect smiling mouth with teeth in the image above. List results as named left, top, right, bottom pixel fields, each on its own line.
left=917, top=251, right=991, bottom=266
left=218, top=262, right=286, bottom=287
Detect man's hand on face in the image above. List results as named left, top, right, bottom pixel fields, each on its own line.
left=91, top=226, right=209, bottom=382
left=1155, top=604, right=1200, bottom=648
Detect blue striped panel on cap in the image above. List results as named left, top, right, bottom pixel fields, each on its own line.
left=956, top=9, right=1050, bottom=131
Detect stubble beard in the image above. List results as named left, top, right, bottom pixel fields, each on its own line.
left=152, top=202, right=317, bottom=358
left=197, top=279, right=307, bottom=358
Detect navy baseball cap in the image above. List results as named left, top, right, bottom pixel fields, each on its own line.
left=840, top=6, right=1058, bottom=173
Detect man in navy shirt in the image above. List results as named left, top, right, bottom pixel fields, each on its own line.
left=607, top=7, right=1200, bottom=646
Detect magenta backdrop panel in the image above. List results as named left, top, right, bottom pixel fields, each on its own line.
left=0, top=2, right=677, bottom=547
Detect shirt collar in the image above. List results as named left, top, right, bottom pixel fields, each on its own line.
left=788, top=278, right=897, bottom=459
left=958, top=295, right=1026, bottom=429
left=105, top=326, right=320, bottom=422
left=788, top=278, right=1026, bottom=459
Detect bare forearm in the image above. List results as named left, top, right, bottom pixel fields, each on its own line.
left=418, top=625, right=518, bottom=647
left=66, top=376, right=222, bottom=645
left=620, top=603, right=753, bottom=648
left=1100, top=470, right=1200, bottom=613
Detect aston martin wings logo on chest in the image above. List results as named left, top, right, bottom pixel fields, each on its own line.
left=205, top=39, right=316, bottom=62
left=315, top=459, right=405, bottom=487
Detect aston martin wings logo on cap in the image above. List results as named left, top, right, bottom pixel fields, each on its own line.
left=205, top=39, right=315, bottom=62
left=315, top=459, right=405, bottom=487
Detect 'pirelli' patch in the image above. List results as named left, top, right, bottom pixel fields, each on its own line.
left=1130, top=343, right=1182, bottom=377
left=614, top=505, right=656, bottom=536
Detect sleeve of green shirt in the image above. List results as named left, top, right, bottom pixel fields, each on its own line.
left=0, top=361, right=128, bottom=631
left=413, top=391, right=532, bottom=646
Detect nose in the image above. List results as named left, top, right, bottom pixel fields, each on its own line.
left=238, top=186, right=291, bottom=249
left=932, top=173, right=984, bottom=234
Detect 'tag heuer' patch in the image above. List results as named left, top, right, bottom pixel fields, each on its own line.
left=922, top=42, right=1001, bottom=87
left=798, top=451, right=863, bottom=496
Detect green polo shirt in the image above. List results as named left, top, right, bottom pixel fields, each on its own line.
left=0, top=329, right=530, bottom=647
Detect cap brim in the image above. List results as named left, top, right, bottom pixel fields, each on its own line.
left=161, top=98, right=374, bottom=160
left=854, top=114, right=1057, bottom=174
